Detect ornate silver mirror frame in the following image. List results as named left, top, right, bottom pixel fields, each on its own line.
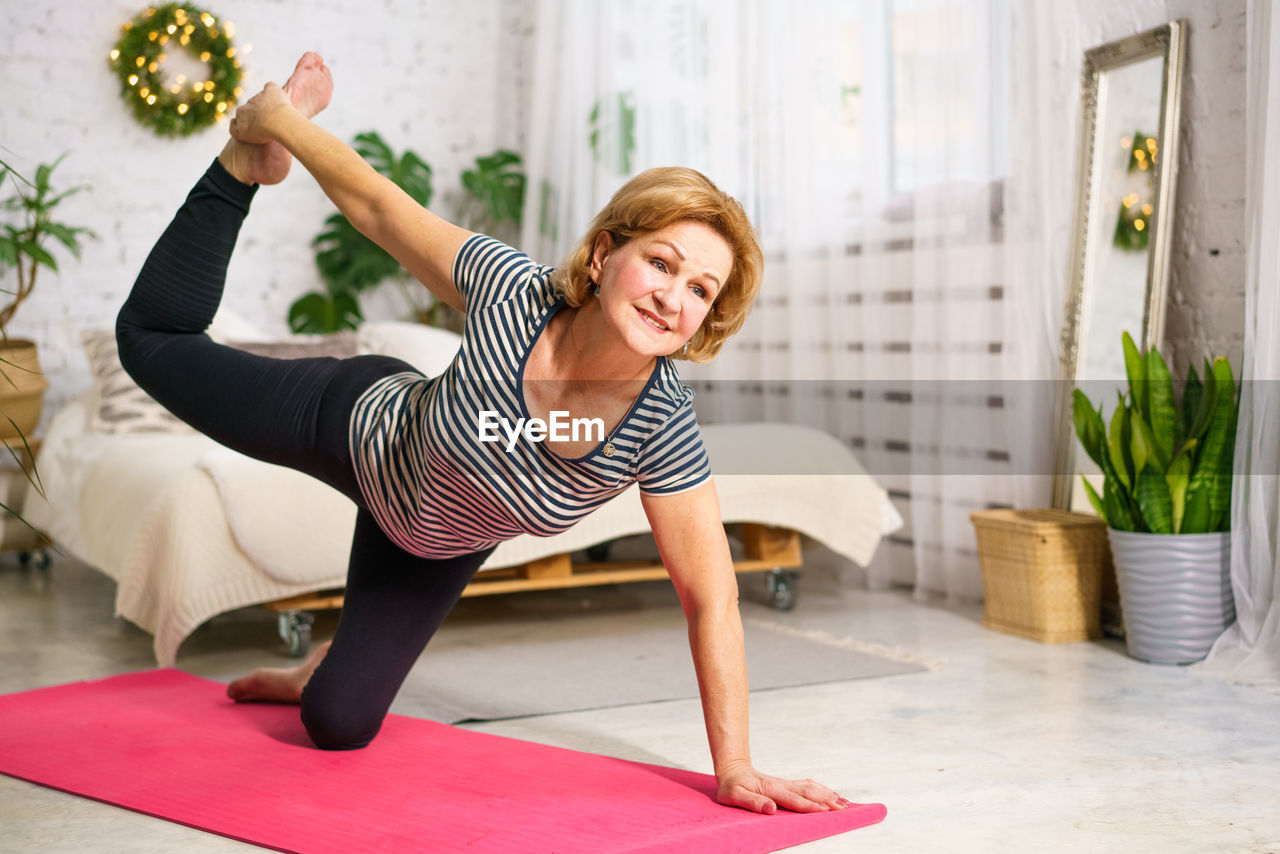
left=1051, top=20, right=1188, bottom=510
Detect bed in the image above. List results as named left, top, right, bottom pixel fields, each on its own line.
left=22, top=318, right=902, bottom=665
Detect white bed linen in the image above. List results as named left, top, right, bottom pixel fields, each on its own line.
left=23, top=394, right=348, bottom=666
left=25, top=395, right=901, bottom=666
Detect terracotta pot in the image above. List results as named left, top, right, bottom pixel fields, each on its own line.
left=0, top=339, right=49, bottom=440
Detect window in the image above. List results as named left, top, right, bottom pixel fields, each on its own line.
left=837, top=0, right=1010, bottom=216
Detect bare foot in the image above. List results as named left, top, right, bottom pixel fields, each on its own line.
left=282, top=51, right=332, bottom=119
left=219, top=52, right=333, bottom=186
left=226, top=640, right=331, bottom=703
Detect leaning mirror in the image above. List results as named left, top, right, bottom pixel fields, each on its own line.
left=1051, top=20, right=1188, bottom=511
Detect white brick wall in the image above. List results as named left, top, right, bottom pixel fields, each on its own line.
left=2, top=0, right=534, bottom=428
left=1066, top=0, right=1248, bottom=378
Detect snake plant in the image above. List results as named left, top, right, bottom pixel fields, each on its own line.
left=1073, top=332, right=1237, bottom=534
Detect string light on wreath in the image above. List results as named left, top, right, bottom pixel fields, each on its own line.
left=109, top=3, right=251, bottom=137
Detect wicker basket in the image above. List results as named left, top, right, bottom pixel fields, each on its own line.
left=970, top=508, right=1112, bottom=643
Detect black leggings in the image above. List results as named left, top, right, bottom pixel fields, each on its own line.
left=117, top=159, right=495, bottom=749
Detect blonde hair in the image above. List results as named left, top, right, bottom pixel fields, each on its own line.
left=551, top=167, right=762, bottom=362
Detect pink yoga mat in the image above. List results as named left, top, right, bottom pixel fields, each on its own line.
left=0, top=670, right=884, bottom=853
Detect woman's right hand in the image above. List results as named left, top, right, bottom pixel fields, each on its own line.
left=229, top=83, right=295, bottom=145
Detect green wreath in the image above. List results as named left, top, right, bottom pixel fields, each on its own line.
left=109, top=3, right=244, bottom=138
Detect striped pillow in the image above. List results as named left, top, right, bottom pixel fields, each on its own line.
left=80, top=329, right=193, bottom=434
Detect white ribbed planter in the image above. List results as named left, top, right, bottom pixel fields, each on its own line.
left=1107, top=529, right=1235, bottom=665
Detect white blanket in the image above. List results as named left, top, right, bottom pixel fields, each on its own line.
left=24, top=395, right=348, bottom=665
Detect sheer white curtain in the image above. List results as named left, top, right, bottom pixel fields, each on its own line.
left=887, top=0, right=1013, bottom=600
left=1001, top=2, right=1081, bottom=513
left=521, top=0, right=1052, bottom=599
left=1200, top=0, right=1280, bottom=683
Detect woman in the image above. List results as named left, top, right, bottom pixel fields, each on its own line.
left=117, top=53, right=851, bottom=816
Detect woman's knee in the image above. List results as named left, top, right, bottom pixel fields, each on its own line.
left=300, top=690, right=383, bottom=751
left=114, top=308, right=157, bottom=379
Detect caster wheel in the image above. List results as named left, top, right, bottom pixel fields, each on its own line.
left=765, top=569, right=799, bottom=611
left=17, top=549, right=51, bottom=573
left=586, top=543, right=611, bottom=562
left=277, top=610, right=315, bottom=658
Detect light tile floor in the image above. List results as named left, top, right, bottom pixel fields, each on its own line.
left=2, top=553, right=1278, bottom=853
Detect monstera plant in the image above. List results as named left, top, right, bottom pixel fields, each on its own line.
left=289, top=132, right=434, bottom=334
left=458, top=149, right=526, bottom=238
left=291, top=134, right=525, bottom=335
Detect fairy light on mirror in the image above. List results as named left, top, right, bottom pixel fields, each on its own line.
left=1112, top=131, right=1159, bottom=252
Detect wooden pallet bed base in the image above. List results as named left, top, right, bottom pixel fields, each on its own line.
left=265, top=523, right=803, bottom=615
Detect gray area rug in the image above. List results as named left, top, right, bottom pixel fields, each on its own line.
left=392, top=552, right=926, bottom=724
left=2, top=548, right=928, bottom=727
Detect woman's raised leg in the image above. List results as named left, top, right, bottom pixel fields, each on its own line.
left=113, top=54, right=395, bottom=499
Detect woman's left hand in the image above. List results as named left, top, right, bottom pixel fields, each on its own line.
left=229, top=82, right=294, bottom=145
left=716, top=761, right=853, bottom=815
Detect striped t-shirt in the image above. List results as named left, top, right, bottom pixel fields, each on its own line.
left=347, top=234, right=712, bottom=559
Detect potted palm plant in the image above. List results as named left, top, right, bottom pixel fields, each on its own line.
left=0, top=154, right=94, bottom=440
left=1072, top=331, right=1237, bottom=664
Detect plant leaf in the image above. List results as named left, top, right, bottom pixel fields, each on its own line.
left=1123, top=331, right=1146, bottom=418
left=18, top=240, right=57, bottom=271
left=313, top=214, right=402, bottom=293
left=1135, top=462, right=1174, bottom=533
left=1182, top=475, right=1212, bottom=534
left=1165, top=447, right=1193, bottom=534
left=1098, top=437, right=1143, bottom=531
left=0, top=499, right=49, bottom=542
left=288, top=291, right=363, bottom=334
left=1103, top=473, right=1138, bottom=532
left=1186, top=358, right=1218, bottom=447
left=1182, top=358, right=1236, bottom=533
left=1145, top=344, right=1177, bottom=465
left=352, top=131, right=395, bottom=178
left=332, top=290, right=363, bottom=329
left=1072, top=389, right=1107, bottom=468
left=1130, top=409, right=1153, bottom=474
left=0, top=414, right=44, bottom=497
left=397, top=150, right=433, bottom=207
left=288, top=292, right=333, bottom=334
left=1081, top=475, right=1107, bottom=521
left=460, top=149, right=525, bottom=229
left=40, top=222, right=86, bottom=258
left=491, top=150, right=521, bottom=168
left=1180, top=361, right=1203, bottom=445
left=1107, top=399, right=1132, bottom=491
left=1207, top=356, right=1238, bottom=530
left=41, top=185, right=89, bottom=209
